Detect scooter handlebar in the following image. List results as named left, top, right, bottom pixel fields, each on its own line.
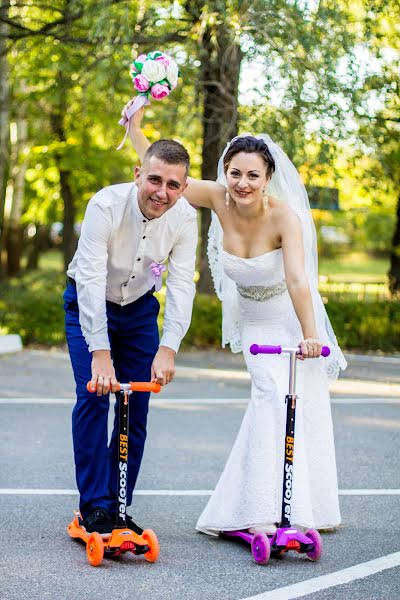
left=129, top=381, right=161, bottom=393
left=250, top=344, right=282, bottom=355
left=250, top=344, right=330, bottom=357
left=87, top=381, right=161, bottom=393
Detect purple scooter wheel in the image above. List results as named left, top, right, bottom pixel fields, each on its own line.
left=251, top=532, right=271, bottom=565
left=305, top=528, right=323, bottom=561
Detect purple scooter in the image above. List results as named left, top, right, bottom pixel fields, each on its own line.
left=222, top=343, right=330, bottom=565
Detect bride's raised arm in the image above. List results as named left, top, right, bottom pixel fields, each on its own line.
left=126, top=106, right=224, bottom=211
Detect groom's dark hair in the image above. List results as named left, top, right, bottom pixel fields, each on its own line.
left=143, top=139, right=190, bottom=176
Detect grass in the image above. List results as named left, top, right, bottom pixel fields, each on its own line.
left=319, top=252, right=389, bottom=282
left=318, top=252, right=390, bottom=299
left=38, top=249, right=64, bottom=271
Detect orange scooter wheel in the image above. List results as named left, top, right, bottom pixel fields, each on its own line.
left=142, top=529, right=160, bottom=563
left=86, top=532, right=104, bottom=566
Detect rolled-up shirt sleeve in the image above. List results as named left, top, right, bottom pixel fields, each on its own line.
left=160, top=215, right=198, bottom=353
left=75, top=193, right=112, bottom=352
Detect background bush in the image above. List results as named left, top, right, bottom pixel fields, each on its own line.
left=0, top=270, right=65, bottom=346
left=324, top=296, right=400, bottom=353
left=0, top=269, right=399, bottom=353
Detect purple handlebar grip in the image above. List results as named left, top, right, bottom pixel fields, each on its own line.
left=250, top=344, right=282, bottom=355
left=250, top=343, right=330, bottom=357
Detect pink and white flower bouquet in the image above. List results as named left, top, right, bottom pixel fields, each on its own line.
left=118, top=51, right=180, bottom=131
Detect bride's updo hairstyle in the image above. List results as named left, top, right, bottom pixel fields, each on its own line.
left=223, top=136, right=276, bottom=179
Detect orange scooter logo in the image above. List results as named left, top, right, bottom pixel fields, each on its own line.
left=285, top=435, right=294, bottom=463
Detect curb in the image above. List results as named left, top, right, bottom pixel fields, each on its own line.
left=0, top=335, right=23, bottom=355
left=344, top=353, right=400, bottom=365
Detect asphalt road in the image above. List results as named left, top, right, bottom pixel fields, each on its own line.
left=0, top=349, right=399, bottom=600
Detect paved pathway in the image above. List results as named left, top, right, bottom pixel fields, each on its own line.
left=1, top=349, right=399, bottom=600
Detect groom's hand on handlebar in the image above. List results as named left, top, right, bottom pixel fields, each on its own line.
left=299, top=337, right=323, bottom=359
left=151, top=345, right=176, bottom=386
left=91, top=349, right=119, bottom=396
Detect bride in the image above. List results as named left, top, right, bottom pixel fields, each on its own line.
left=126, top=105, right=347, bottom=534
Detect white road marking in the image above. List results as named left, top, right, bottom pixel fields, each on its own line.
left=343, top=353, right=400, bottom=364
left=340, top=489, right=400, bottom=495
left=1, top=488, right=400, bottom=496
left=244, top=551, right=400, bottom=600
left=0, top=396, right=399, bottom=405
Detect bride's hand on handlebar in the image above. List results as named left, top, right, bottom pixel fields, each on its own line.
left=299, top=337, right=323, bottom=359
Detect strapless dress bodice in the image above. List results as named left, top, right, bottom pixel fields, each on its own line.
left=222, top=248, right=287, bottom=303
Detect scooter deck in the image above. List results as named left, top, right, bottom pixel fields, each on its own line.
left=67, top=512, right=154, bottom=557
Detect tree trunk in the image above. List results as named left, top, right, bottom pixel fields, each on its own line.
left=197, top=19, right=242, bottom=293
left=6, top=112, right=29, bottom=276
left=0, top=0, right=11, bottom=277
left=5, top=224, right=22, bottom=275
left=26, top=224, right=49, bottom=271
left=50, top=102, right=76, bottom=272
left=388, top=193, right=400, bottom=296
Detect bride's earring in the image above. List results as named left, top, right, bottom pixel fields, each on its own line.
left=263, top=187, right=270, bottom=209
left=225, top=191, right=230, bottom=209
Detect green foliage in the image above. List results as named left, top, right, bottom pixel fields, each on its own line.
left=325, top=296, right=400, bottom=353
left=0, top=270, right=65, bottom=346
left=0, top=264, right=399, bottom=353
left=182, top=294, right=222, bottom=348
left=314, top=208, right=396, bottom=257
left=4, top=0, right=398, bottom=267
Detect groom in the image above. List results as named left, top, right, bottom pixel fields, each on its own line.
left=64, top=139, right=197, bottom=536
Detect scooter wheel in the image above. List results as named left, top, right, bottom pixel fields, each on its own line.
left=251, top=532, right=271, bottom=565
left=142, top=529, right=160, bottom=563
left=305, top=528, right=322, bottom=561
left=86, top=532, right=104, bottom=566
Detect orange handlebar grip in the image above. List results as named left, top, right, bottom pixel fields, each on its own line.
left=86, top=381, right=159, bottom=393
left=129, top=382, right=161, bottom=393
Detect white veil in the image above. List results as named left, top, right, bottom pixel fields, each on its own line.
left=207, top=133, right=347, bottom=380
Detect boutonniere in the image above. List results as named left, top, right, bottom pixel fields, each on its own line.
left=150, top=261, right=167, bottom=291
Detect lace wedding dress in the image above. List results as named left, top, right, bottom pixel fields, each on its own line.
left=196, top=248, right=342, bottom=535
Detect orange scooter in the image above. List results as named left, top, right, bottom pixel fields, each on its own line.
left=68, top=380, right=161, bottom=566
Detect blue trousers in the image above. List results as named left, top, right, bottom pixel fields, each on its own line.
left=64, top=282, right=159, bottom=518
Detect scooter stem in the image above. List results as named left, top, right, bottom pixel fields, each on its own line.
left=288, top=350, right=297, bottom=396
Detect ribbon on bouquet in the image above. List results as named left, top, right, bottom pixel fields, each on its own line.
left=117, top=95, right=151, bottom=150
left=150, top=261, right=166, bottom=291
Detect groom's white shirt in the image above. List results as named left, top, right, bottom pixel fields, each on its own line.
left=67, top=182, right=198, bottom=353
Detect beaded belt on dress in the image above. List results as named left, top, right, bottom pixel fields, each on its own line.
left=236, top=279, right=287, bottom=301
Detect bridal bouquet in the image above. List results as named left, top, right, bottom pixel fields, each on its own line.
left=118, top=51, right=180, bottom=128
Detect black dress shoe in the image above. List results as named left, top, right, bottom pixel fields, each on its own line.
left=111, top=513, right=144, bottom=535
left=82, top=507, right=113, bottom=538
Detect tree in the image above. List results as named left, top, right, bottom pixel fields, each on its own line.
left=183, top=1, right=242, bottom=291
left=0, top=0, right=189, bottom=271
left=351, top=0, right=400, bottom=293
left=0, top=0, right=11, bottom=275
left=5, top=82, right=30, bottom=275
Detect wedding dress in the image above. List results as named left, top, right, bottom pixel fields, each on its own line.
left=196, top=133, right=346, bottom=536
left=196, top=247, right=342, bottom=534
